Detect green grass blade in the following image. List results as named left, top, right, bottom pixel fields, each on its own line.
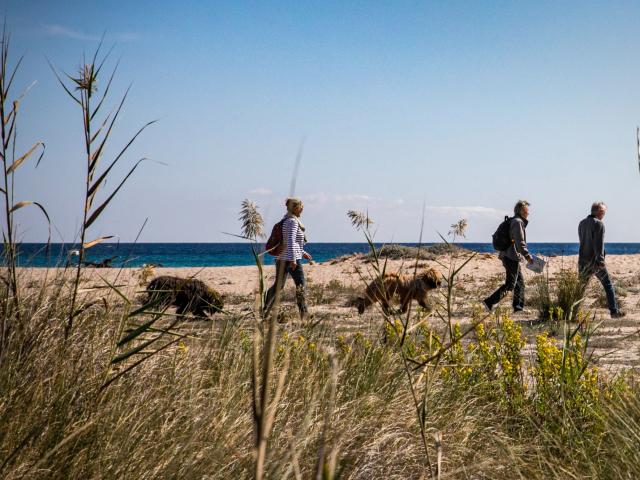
left=85, top=159, right=145, bottom=229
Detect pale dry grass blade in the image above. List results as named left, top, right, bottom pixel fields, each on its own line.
left=434, top=432, right=442, bottom=480
left=82, top=235, right=114, bottom=249
left=289, top=137, right=304, bottom=197
left=5, top=141, right=44, bottom=173
left=315, top=349, right=339, bottom=480
left=637, top=127, right=639, bottom=174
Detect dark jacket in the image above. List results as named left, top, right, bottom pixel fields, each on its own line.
left=500, top=216, right=532, bottom=262
left=578, top=215, right=605, bottom=269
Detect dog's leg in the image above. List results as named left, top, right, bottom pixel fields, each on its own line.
left=194, top=308, right=208, bottom=319
left=400, top=297, right=411, bottom=314
left=175, top=303, right=187, bottom=316
left=357, top=294, right=377, bottom=314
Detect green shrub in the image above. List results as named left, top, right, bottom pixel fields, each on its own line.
left=364, top=243, right=466, bottom=261
left=555, top=269, right=587, bottom=321
left=531, top=269, right=586, bottom=321
left=530, top=274, right=554, bottom=319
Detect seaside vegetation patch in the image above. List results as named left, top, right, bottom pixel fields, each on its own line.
left=363, top=243, right=466, bottom=261
left=1, top=277, right=640, bottom=478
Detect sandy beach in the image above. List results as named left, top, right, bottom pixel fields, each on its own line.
left=18, top=251, right=640, bottom=369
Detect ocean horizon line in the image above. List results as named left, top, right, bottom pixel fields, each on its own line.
left=14, top=242, right=640, bottom=268
left=17, top=241, right=640, bottom=245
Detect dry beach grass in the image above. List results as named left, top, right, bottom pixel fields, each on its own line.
left=2, top=250, right=640, bottom=479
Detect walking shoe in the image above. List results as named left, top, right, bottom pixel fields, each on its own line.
left=482, top=300, right=493, bottom=313
left=611, top=311, right=626, bottom=319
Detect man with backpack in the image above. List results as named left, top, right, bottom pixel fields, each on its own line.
left=578, top=202, right=625, bottom=318
left=483, top=200, right=534, bottom=313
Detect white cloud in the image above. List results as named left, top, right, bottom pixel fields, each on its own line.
left=45, top=25, right=95, bottom=41
left=302, top=192, right=373, bottom=205
left=296, top=192, right=505, bottom=220
left=425, top=205, right=509, bottom=218
left=248, top=187, right=273, bottom=196
left=44, top=25, right=140, bottom=42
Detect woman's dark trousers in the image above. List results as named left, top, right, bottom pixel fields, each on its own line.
left=484, top=257, right=525, bottom=311
left=264, top=259, right=308, bottom=317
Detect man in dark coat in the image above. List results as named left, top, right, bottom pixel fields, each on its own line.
left=578, top=202, right=625, bottom=318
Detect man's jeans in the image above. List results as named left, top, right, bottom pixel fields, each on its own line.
left=264, top=259, right=308, bottom=317
left=580, top=264, right=619, bottom=314
left=484, top=257, right=525, bottom=311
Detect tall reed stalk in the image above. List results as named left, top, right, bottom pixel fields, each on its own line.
left=50, top=41, right=154, bottom=338
left=238, top=199, right=291, bottom=480
left=348, top=211, right=492, bottom=478
left=347, top=209, right=437, bottom=474
left=436, top=220, right=475, bottom=342
left=0, top=23, right=46, bottom=354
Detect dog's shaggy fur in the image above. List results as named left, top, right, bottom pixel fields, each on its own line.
left=356, top=268, right=441, bottom=315
left=146, top=276, right=224, bottom=317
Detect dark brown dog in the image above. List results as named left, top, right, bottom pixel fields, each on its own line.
left=146, top=276, right=224, bottom=317
left=356, top=268, right=441, bottom=315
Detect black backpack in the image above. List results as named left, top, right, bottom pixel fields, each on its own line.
left=492, top=216, right=513, bottom=251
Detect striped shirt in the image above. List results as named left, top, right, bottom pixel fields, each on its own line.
left=277, top=216, right=306, bottom=261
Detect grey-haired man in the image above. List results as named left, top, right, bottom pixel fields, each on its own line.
left=483, top=200, right=534, bottom=313
left=578, top=202, right=625, bottom=319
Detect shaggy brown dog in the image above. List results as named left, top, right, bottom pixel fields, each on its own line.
left=356, top=268, right=441, bottom=315
left=146, top=276, right=224, bottom=317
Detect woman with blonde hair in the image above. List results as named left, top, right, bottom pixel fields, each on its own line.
left=264, top=197, right=313, bottom=319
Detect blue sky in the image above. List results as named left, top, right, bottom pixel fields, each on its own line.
left=5, top=0, right=640, bottom=243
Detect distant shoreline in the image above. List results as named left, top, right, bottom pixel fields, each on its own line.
left=14, top=243, right=640, bottom=268
left=16, top=242, right=640, bottom=245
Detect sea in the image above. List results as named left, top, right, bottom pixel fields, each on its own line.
left=12, top=243, right=640, bottom=268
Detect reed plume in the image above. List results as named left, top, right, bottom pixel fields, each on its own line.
left=347, top=209, right=373, bottom=231
left=239, top=199, right=265, bottom=241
